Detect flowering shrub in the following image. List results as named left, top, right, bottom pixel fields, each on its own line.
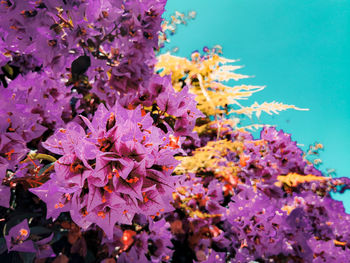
left=0, top=1, right=350, bottom=262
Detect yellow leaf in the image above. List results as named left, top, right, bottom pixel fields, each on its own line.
left=276, top=173, right=330, bottom=187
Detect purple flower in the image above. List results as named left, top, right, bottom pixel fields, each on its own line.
left=148, top=218, right=173, bottom=262
left=5, top=219, right=35, bottom=253
left=0, top=184, right=10, bottom=208
left=35, top=233, right=56, bottom=259
left=0, top=133, right=27, bottom=170
left=34, top=102, right=182, bottom=238
left=30, top=173, right=74, bottom=221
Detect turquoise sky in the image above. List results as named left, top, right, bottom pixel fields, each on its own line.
left=164, top=0, right=350, bottom=210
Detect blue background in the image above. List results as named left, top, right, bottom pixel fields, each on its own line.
left=164, top=0, right=350, bottom=210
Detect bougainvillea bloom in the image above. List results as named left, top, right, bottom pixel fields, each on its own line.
left=5, top=219, right=35, bottom=253
left=1, top=0, right=350, bottom=262
left=34, top=102, right=182, bottom=238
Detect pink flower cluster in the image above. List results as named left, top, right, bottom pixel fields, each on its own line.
left=31, top=103, right=182, bottom=238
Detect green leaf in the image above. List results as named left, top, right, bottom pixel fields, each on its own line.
left=2, top=64, right=13, bottom=77
left=19, top=252, right=36, bottom=263
left=0, top=238, right=7, bottom=254
left=29, top=226, right=52, bottom=236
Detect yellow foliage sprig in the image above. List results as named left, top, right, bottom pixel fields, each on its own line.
left=275, top=173, right=331, bottom=188
left=156, top=51, right=308, bottom=130
left=230, top=101, right=309, bottom=119
left=174, top=140, right=244, bottom=177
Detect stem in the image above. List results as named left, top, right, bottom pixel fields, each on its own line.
left=197, top=74, right=221, bottom=139
left=56, top=13, right=74, bottom=29
left=28, top=153, right=57, bottom=163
